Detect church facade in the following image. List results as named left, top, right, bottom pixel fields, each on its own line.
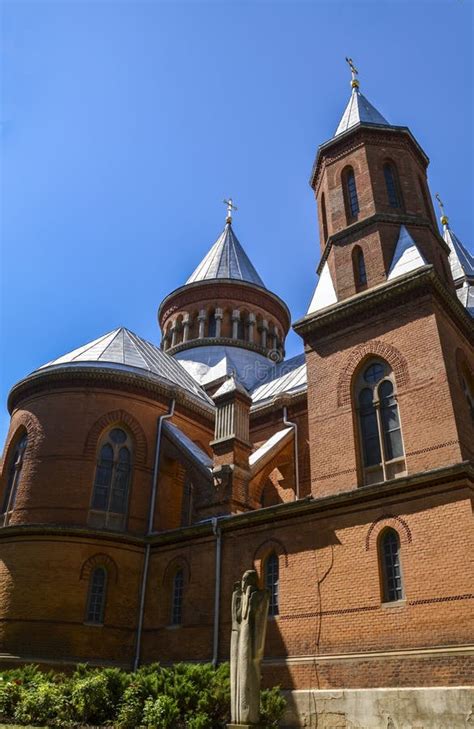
left=1, top=68, right=473, bottom=725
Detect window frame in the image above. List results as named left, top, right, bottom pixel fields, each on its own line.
left=85, top=566, right=108, bottom=625
left=342, top=166, right=360, bottom=222
left=264, top=552, right=279, bottom=618
left=354, top=360, right=407, bottom=485
left=1, top=432, right=28, bottom=526
left=378, top=528, right=404, bottom=604
left=170, top=568, right=185, bottom=626
left=383, top=162, right=403, bottom=209
left=352, top=245, right=368, bottom=291
left=89, top=427, right=133, bottom=531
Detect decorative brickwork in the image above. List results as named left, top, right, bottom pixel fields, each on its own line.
left=80, top=553, right=119, bottom=584
left=83, top=409, right=148, bottom=465
left=337, top=340, right=409, bottom=406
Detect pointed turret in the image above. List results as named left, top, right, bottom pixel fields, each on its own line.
left=436, top=194, right=474, bottom=316
left=335, top=58, right=390, bottom=137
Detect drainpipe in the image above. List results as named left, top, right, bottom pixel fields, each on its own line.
left=212, top=516, right=222, bottom=668
left=283, top=405, right=300, bottom=501
left=134, top=398, right=176, bottom=671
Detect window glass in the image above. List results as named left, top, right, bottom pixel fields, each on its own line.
left=91, top=429, right=132, bottom=524
left=364, top=363, right=385, bottom=385
left=265, top=553, right=279, bottom=617
left=379, top=380, right=403, bottom=460
left=1, top=433, right=28, bottom=514
left=384, top=164, right=400, bottom=208
left=92, top=444, right=114, bottom=510
left=171, top=569, right=184, bottom=625
left=381, top=530, right=403, bottom=602
left=87, top=567, right=107, bottom=623
left=346, top=170, right=360, bottom=218
left=359, top=388, right=382, bottom=467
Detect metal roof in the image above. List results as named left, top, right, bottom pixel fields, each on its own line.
left=163, top=421, right=213, bottom=474
left=251, top=353, right=307, bottom=404
left=443, top=226, right=474, bottom=284
left=335, top=89, right=389, bottom=137
left=186, top=222, right=265, bottom=287
left=456, top=282, right=474, bottom=317
left=37, top=328, right=213, bottom=404
left=387, top=225, right=426, bottom=280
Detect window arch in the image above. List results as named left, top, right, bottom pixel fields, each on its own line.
left=90, top=428, right=132, bottom=530
left=352, top=245, right=367, bottom=290
left=171, top=569, right=184, bottom=625
left=355, top=360, right=406, bottom=485
left=321, top=192, right=328, bottom=243
left=379, top=529, right=403, bottom=603
left=383, top=162, right=402, bottom=208
left=1, top=432, right=28, bottom=525
left=342, top=166, right=359, bottom=221
left=264, top=552, right=279, bottom=617
left=86, top=566, right=107, bottom=624
left=208, top=310, right=217, bottom=338
left=460, top=368, right=474, bottom=423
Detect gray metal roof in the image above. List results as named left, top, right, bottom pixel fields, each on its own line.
left=457, top=282, right=474, bottom=317
left=37, top=328, right=213, bottom=404
left=335, top=89, right=389, bottom=137
left=186, top=223, right=265, bottom=287
left=443, top=226, right=474, bottom=284
left=251, top=353, right=307, bottom=404
left=163, top=421, right=213, bottom=474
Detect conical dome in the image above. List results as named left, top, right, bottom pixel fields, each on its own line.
left=335, top=88, right=390, bottom=137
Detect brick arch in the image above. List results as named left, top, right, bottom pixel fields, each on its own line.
left=1, top=412, right=44, bottom=479
left=80, top=553, right=118, bottom=584
left=365, top=514, right=412, bottom=552
left=253, top=538, right=289, bottom=568
left=83, top=410, right=148, bottom=465
left=337, top=340, right=409, bottom=407
left=162, top=556, right=191, bottom=587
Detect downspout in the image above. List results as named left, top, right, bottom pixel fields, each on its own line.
left=212, top=516, right=222, bottom=668
left=134, top=398, right=176, bottom=671
left=283, top=405, right=300, bottom=501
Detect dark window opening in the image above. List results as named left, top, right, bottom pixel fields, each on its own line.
left=321, top=192, right=329, bottom=243
left=380, top=530, right=403, bottom=602
left=86, top=567, right=107, bottom=624
left=1, top=433, right=28, bottom=517
left=171, top=569, right=184, bottom=625
left=384, top=163, right=401, bottom=208
left=265, top=552, right=279, bottom=617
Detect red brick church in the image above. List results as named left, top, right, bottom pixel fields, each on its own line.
left=1, top=64, right=473, bottom=725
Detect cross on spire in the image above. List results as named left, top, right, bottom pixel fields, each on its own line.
left=435, top=193, right=449, bottom=228
left=345, top=56, right=360, bottom=89
left=223, top=198, right=238, bottom=224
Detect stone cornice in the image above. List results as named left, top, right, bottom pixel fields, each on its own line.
left=7, top=366, right=215, bottom=422
left=293, top=266, right=474, bottom=344
left=316, top=214, right=449, bottom=275
left=167, top=336, right=280, bottom=360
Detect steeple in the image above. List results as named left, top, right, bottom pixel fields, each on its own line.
left=335, top=58, right=390, bottom=137
left=436, top=194, right=474, bottom=315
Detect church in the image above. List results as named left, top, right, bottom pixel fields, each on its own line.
left=1, top=62, right=473, bottom=726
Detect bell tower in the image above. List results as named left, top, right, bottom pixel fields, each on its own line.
left=295, top=62, right=474, bottom=497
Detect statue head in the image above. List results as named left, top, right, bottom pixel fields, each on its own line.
left=242, top=569, right=258, bottom=590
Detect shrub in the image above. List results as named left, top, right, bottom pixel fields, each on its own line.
left=0, top=678, right=22, bottom=720
left=71, top=672, right=114, bottom=724
left=186, top=712, right=212, bottom=729
left=13, top=681, right=71, bottom=726
left=260, top=686, right=287, bottom=728
left=117, top=679, right=156, bottom=728
left=143, top=694, right=180, bottom=728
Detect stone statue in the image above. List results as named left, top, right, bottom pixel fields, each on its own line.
left=229, top=569, right=269, bottom=727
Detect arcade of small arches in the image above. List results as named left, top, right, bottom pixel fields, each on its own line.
left=161, top=306, right=284, bottom=356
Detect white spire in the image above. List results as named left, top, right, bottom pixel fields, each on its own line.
left=335, top=58, right=390, bottom=137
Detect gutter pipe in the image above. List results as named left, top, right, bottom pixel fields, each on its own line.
left=283, top=405, right=300, bottom=501
left=212, top=516, right=222, bottom=668
left=134, top=398, right=175, bottom=671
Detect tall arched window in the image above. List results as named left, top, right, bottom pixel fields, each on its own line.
left=321, top=192, right=328, bottom=243
left=352, top=246, right=367, bottom=290
left=171, top=569, right=184, bottom=625
left=90, top=428, right=132, bottom=530
left=379, top=529, right=403, bottom=602
left=265, top=552, right=279, bottom=617
left=342, top=167, right=359, bottom=221
left=208, top=311, right=217, bottom=338
left=355, top=360, right=406, bottom=485
left=383, top=163, right=402, bottom=208
left=1, top=433, right=28, bottom=525
left=460, top=368, right=474, bottom=423
left=86, top=567, right=107, bottom=624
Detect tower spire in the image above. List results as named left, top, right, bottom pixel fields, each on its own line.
left=345, top=57, right=360, bottom=90
left=435, top=193, right=449, bottom=230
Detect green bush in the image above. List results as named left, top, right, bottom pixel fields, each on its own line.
left=70, top=672, right=114, bottom=724
left=143, top=694, right=180, bottom=728
left=0, top=678, right=22, bottom=720
left=13, top=681, right=71, bottom=726
left=186, top=712, right=212, bottom=729
left=260, top=686, right=287, bottom=728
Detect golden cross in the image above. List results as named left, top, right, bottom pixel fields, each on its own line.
left=435, top=193, right=449, bottom=226
left=223, top=198, right=238, bottom=223
left=345, top=57, right=359, bottom=88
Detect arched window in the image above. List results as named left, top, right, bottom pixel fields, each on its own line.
left=171, top=569, right=184, bottom=625
left=237, top=317, right=245, bottom=341
left=383, top=163, right=402, bottom=208
left=86, top=567, right=107, bottom=624
left=208, top=311, right=217, bottom=338
left=461, top=370, right=474, bottom=423
left=352, top=246, right=367, bottom=290
left=342, top=167, right=359, bottom=221
left=355, top=360, right=406, bottom=485
left=1, top=433, right=28, bottom=524
left=265, top=552, right=279, bottom=617
left=321, top=192, right=328, bottom=243
left=379, top=529, right=403, bottom=602
left=90, top=428, right=132, bottom=530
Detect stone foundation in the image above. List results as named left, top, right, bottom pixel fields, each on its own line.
left=282, top=687, right=474, bottom=728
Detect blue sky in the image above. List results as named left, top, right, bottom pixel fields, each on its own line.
left=1, top=0, right=473, bottom=446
